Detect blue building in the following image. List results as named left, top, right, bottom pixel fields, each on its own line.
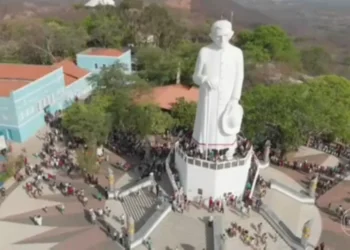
left=0, top=48, right=131, bottom=143
left=77, top=48, right=132, bottom=73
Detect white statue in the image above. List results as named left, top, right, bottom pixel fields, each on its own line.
left=192, top=20, right=244, bottom=155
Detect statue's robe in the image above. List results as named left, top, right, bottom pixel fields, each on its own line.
left=192, top=43, right=244, bottom=150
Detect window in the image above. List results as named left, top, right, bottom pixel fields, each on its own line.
left=94, top=63, right=98, bottom=69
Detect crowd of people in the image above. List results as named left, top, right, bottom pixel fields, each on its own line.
left=308, top=137, right=348, bottom=159
left=270, top=154, right=350, bottom=197
left=177, top=132, right=252, bottom=162
left=224, top=221, right=276, bottom=249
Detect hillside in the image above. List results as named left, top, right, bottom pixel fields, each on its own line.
left=190, top=0, right=275, bottom=28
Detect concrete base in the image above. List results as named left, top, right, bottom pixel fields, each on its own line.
left=175, top=145, right=253, bottom=200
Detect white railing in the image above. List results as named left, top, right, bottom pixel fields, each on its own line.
left=175, top=142, right=253, bottom=170
left=165, top=148, right=179, bottom=192
left=270, top=180, right=315, bottom=204
left=130, top=204, right=172, bottom=248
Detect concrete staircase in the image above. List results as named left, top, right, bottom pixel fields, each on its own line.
left=121, top=188, right=157, bottom=223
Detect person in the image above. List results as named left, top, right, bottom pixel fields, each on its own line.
left=89, top=208, right=96, bottom=224
left=97, top=208, right=103, bottom=216
left=58, top=204, right=65, bottom=214
left=34, top=215, right=42, bottom=226
left=120, top=213, right=125, bottom=225
left=104, top=206, right=111, bottom=217
left=112, top=230, right=118, bottom=241
left=192, top=19, right=244, bottom=158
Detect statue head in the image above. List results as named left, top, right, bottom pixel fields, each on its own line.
left=210, top=20, right=234, bottom=49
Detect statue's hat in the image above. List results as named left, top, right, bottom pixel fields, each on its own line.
left=221, top=102, right=243, bottom=136
left=210, top=20, right=233, bottom=36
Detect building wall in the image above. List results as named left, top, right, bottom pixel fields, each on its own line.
left=11, top=69, right=65, bottom=142
left=62, top=74, right=93, bottom=109
left=0, top=96, right=19, bottom=141
left=76, top=50, right=132, bottom=73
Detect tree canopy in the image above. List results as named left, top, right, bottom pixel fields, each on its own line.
left=62, top=99, right=111, bottom=144
left=236, top=25, right=300, bottom=67
left=242, top=75, right=350, bottom=153
left=171, top=98, right=197, bottom=131
left=76, top=145, right=99, bottom=175
left=301, top=47, right=332, bottom=76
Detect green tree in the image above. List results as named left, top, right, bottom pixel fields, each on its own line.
left=173, top=40, right=202, bottom=84
left=88, top=64, right=151, bottom=133
left=76, top=145, right=100, bottom=176
left=139, top=4, right=184, bottom=48
left=171, top=98, right=197, bottom=130
left=127, top=104, right=174, bottom=136
left=236, top=25, right=300, bottom=67
left=4, top=19, right=89, bottom=64
left=136, top=46, right=177, bottom=85
left=242, top=75, right=350, bottom=153
left=83, top=9, right=123, bottom=48
left=301, top=47, right=332, bottom=75
left=5, top=154, right=24, bottom=177
left=117, top=0, right=143, bottom=46
left=62, top=100, right=111, bottom=144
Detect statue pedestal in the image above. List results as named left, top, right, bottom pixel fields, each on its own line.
left=174, top=143, right=252, bottom=200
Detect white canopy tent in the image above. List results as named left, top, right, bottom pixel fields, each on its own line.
left=85, top=0, right=116, bottom=7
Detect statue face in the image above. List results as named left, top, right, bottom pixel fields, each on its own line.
left=211, top=30, right=233, bottom=49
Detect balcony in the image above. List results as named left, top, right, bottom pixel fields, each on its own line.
left=175, top=143, right=252, bottom=170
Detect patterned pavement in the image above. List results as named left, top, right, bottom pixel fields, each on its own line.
left=0, top=165, right=126, bottom=250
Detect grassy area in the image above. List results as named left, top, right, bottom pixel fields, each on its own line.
left=0, top=172, right=10, bottom=183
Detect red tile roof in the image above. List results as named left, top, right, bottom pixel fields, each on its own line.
left=137, top=84, right=199, bottom=110
left=54, top=59, right=90, bottom=86
left=0, top=64, right=56, bottom=97
left=85, top=48, right=124, bottom=57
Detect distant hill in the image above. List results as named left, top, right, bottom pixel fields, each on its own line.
left=190, top=0, right=275, bottom=28
left=0, top=0, right=275, bottom=30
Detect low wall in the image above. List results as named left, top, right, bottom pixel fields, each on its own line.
left=130, top=203, right=172, bottom=248
left=117, top=175, right=155, bottom=198
left=165, top=148, right=179, bottom=193
left=270, top=180, right=315, bottom=204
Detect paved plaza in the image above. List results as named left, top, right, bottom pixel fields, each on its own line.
left=0, top=132, right=342, bottom=250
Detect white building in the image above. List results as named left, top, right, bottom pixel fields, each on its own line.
left=85, top=0, right=116, bottom=7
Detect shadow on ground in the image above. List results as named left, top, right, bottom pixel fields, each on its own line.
left=198, top=216, right=213, bottom=250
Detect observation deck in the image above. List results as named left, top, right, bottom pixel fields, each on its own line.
left=175, top=143, right=252, bottom=170
left=174, top=142, right=253, bottom=200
